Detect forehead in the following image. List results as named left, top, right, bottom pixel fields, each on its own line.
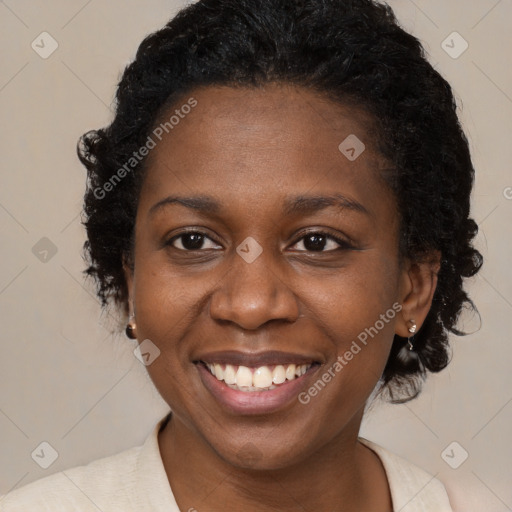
left=138, top=83, right=390, bottom=218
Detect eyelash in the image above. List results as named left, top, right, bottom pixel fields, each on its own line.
left=166, top=229, right=354, bottom=253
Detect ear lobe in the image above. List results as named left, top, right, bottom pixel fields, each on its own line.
left=396, top=251, right=441, bottom=338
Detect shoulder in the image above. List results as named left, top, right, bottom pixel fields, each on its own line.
left=0, top=444, right=142, bottom=511
left=359, top=438, right=454, bottom=512
left=0, top=414, right=179, bottom=512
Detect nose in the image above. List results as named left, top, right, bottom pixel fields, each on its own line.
left=209, top=246, right=300, bottom=330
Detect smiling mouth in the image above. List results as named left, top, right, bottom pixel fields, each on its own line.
left=199, top=362, right=317, bottom=392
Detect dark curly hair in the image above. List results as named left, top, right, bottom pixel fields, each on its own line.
left=78, top=0, right=482, bottom=403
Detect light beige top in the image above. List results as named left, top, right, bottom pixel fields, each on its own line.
left=0, top=414, right=454, bottom=511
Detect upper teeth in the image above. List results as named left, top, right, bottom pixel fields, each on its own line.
left=205, top=363, right=312, bottom=391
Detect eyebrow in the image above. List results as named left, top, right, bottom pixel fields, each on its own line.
left=149, top=193, right=370, bottom=218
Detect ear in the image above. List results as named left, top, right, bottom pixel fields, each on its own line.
left=396, top=250, right=441, bottom=337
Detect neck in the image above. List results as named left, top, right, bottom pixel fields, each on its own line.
left=158, top=411, right=392, bottom=512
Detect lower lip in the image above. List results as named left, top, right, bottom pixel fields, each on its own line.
left=196, top=363, right=319, bottom=415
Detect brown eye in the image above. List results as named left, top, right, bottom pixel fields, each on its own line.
left=167, top=231, right=222, bottom=251
left=290, top=231, right=353, bottom=252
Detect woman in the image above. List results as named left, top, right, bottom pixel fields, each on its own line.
left=1, top=0, right=482, bottom=510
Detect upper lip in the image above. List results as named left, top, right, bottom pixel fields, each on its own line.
left=194, top=350, right=322, bottom=367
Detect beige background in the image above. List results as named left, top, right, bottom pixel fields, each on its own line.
left=0, top=1, right=511, bottom=510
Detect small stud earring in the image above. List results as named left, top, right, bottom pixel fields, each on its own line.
left=125, top=314, right=137, bottom=340
left=407, top=320, right=417, bottom=350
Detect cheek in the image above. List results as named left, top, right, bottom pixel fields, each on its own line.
left=131, top=265, right=206, bottom=415
left=134, top=266, right=202, bottom=342
left=131, top=252, right=229, bottom=393
left=307, top=253, right=400, bottom=347
left=297, top=254, right=400, bottom=411
left=299, top=270, right=399, bottom=430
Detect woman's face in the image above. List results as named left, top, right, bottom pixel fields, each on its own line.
left=126, top=83, right=410, bottom=469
